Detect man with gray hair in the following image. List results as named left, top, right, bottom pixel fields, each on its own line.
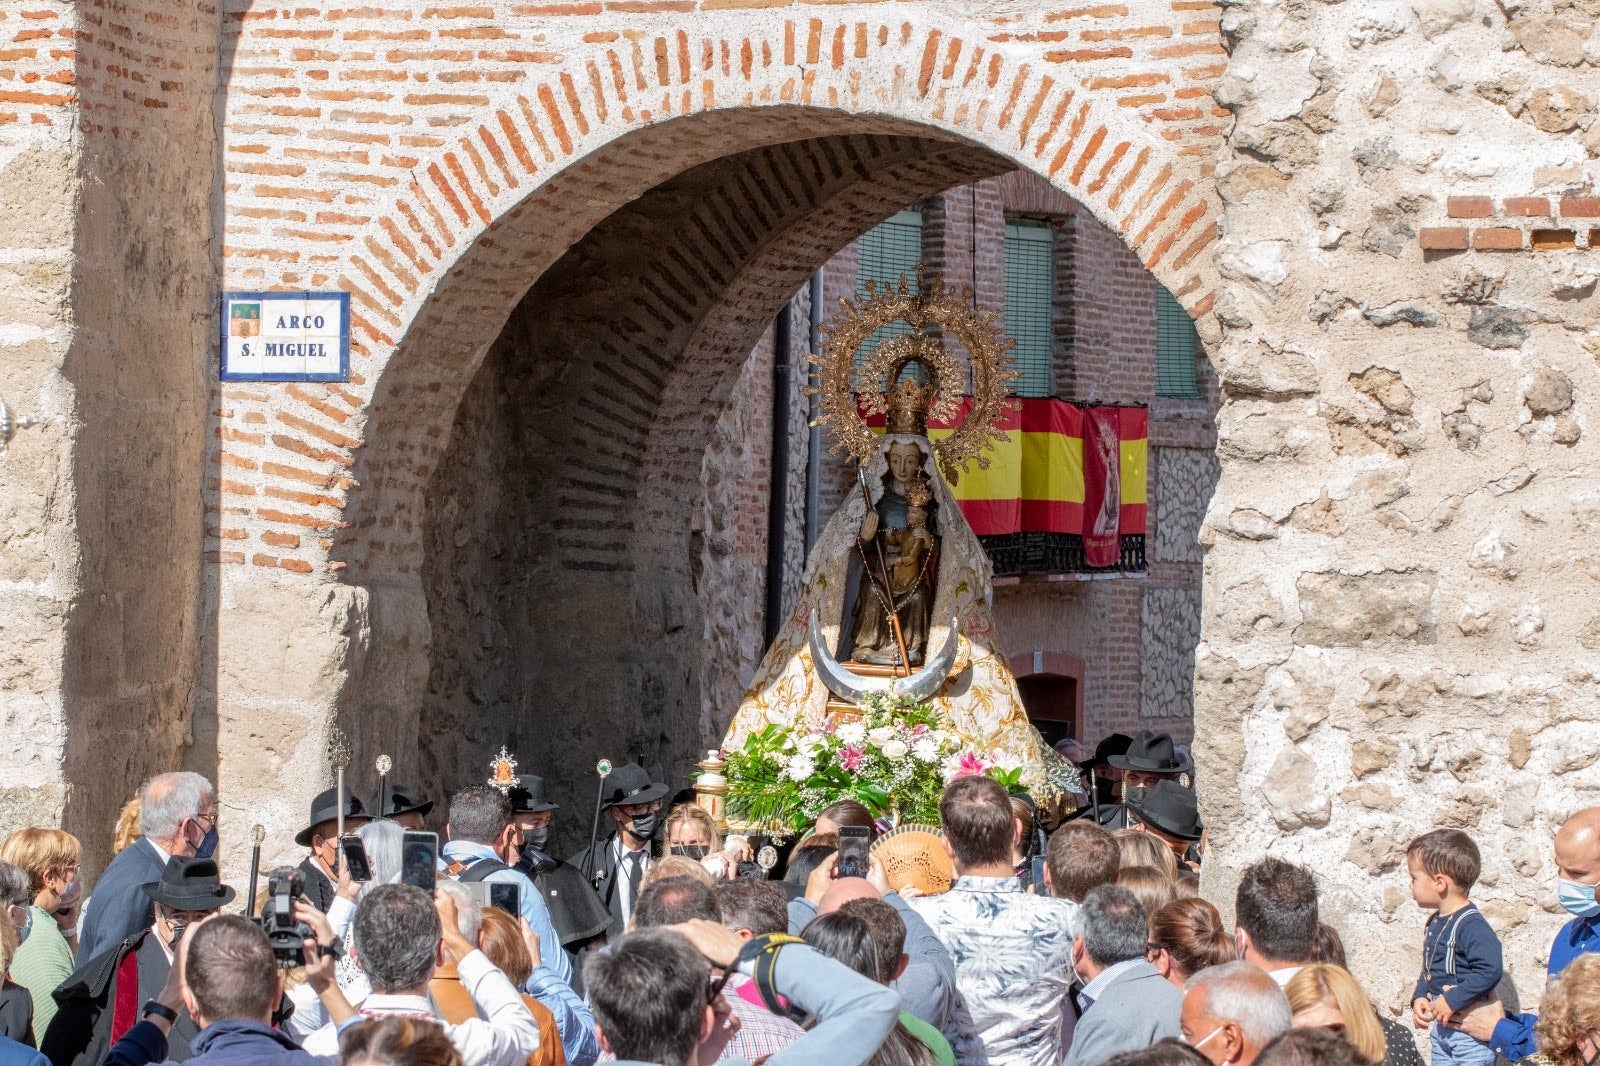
left=299, top=883, right=542, bottom=1065
left=1063, top=884, right=1183, bottom=1066
left=78, top=772, right=216, bottom=962
left=1180, top=961, right=1294, bottom=1066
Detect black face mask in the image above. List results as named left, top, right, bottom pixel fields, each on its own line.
left=1123, top=784, right=1150, bottom=807
left=629, top=812, right=660, bottom=842
left=670, top=845, right=709, bottom=861
left=166, top=921, right=188, bottom=954
left=520, top=827, right=550, bottom=855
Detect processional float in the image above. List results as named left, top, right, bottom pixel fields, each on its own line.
left=700, top=271, right=1080, bottom=842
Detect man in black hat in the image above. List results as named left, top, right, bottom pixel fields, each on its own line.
left=295, top=787, right=369, bottom=913
left=371, top=783, right=433, bottom=831
left=1127, top=779, right=1204, bottom=871
left=508, top=776, right=611, bottom=959
left=43, top=857, right=235, bottom=1066
left=563, top=763, right=670, bottom=936
left=1074, top=730, right=1193, bottom=830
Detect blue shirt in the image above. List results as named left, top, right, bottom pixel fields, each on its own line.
left=1490, top=914, right=1599, bottom=1059
left=1412, top=903, right=1502, bottom=1011
left=440, top=840, right=571, bottom=983
left=523, top=963, right=600, bottom=1066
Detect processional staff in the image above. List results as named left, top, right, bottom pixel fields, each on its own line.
left=329, top=726, right=352, bottom=876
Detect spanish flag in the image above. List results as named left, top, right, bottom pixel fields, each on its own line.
left=869, top=398, right=1148, bottom=574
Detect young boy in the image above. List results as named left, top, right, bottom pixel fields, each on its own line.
left=1407, top=829, right=1503, bottom=1066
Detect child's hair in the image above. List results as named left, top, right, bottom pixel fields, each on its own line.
left=1405, top=829, right=1481, bottom=892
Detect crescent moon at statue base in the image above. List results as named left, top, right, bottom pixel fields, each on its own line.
left=808, top=611, right=961, bottom=705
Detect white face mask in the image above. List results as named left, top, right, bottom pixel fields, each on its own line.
left=1192, top=1026, right=1226, bottom=1052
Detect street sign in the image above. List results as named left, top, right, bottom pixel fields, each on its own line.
left=220, top=291, right=350, bottom=382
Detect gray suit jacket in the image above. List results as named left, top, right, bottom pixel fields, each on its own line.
left=76, top=838, right=165, bottom=963
left=1062, top=960, right=1183, bottom=1066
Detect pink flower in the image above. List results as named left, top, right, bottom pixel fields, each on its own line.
left=839, top=746, right=866, bottom=772
left=951, top=751, right=989, bottom=779
left=910, top=723, right=930, bottom=738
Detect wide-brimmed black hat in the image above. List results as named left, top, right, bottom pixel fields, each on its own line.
left=295, top=787, right=369, bottom=847
left=141, top=856, right=236, bottom=911
left=601, top=763, right=669, bottom=809
left=371, top=783, right=434, bottom=821
left=1107, top=729, right=1193, bottom=775
left=509, top=776, right=558, bottom=814
left=1088, top=733, right=1133, bottom=768
left=1128, top=779, right=1203, bottom=842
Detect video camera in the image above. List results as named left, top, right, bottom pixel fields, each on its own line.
left=257, top=866, right=316, bottom=968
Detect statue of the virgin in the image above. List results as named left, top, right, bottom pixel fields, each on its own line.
left=719, top=275, right=1078, bottom=807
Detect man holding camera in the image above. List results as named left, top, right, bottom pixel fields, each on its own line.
left=101, top=914, right=342, bottom=1066
left=43, top=857, right=235, bottom=1066
left=295, top=789, right=370, bottom=914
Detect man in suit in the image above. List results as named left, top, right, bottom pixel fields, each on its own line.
left=77, top=774, right=215, bottom=963
left=564, top=763, right=669, bottom=936
left=507, top=775, right=610, bottom=956
left=294, top=788, right=369, bottom=913
left=1063, top=884, right=1183, bottom=1066
left=44, top=857, right=235, bottom=1066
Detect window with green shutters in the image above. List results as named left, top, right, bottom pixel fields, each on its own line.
left=854, top=208, right=923, bottom=373
left=1155, top=283, right=1201, bottom=397
left=1003, top=218, right=1055, bottom=398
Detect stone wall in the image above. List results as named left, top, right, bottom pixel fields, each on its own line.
left=1197, top=0, right=1600, bottom=1017
left=0, top=0, right=219, bottom=874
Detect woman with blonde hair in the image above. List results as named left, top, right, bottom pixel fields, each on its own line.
left=112, top=795, right=142, bottom=856
left=1147, top=897, right=1235, bottom=989
left=662, top=803, right=749, bottom=880
left=1117, top=865, right=1176, bottom=924
left=0, top=827, right=81, bottom=1035
left=1534, top=954, right=1600, bottom=1066
left=1284, top=964, right=1399, bottom=1066
left=1115, top=827, right=1178, bottom=883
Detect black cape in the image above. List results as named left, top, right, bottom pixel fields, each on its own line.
left=515, top=850, right=612, bottom=947
left=42, top=930, right=199, bottom=1066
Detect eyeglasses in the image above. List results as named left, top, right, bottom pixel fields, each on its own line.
left=621, top=801, right=662, bottom=816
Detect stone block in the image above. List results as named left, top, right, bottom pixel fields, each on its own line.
left=1296, top=570, right=1437, bottom=646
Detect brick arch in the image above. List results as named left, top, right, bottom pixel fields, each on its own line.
left=215, top=13, right=1224, bottom=582
left=408, top=132, right=1018, bottom=808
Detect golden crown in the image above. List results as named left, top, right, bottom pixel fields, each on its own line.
left=885, top=376, right=935, bottom=435
left=807, top=267, right=1019, bottom=484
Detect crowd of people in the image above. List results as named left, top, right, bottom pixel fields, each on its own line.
left=0, top=728, right=1592, bottom=1066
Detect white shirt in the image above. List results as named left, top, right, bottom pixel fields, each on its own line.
left=1269, top=966, right=1303, bottom=987
left=612, top=837, right=651, bottom=923
left=299, top=949, right=541, bottom=1066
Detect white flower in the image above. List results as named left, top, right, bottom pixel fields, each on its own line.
left=912, top=737, right=940, bottom=762
left=992, top=750, right=1023, bottom=771
left=785, top=754, right=816, bottom=781
left=836, top=722, right=866, bottom=746
left=795, top=733, right=827, bottom=754
left=867, top=726, right=895, bottom=747
left=882, top=739, right=909, bottom=760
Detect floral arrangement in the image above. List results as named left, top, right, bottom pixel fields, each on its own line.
left=725, top=692, right=1025, bottom=832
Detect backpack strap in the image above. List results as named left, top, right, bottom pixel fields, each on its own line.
left=455, top=856, right=512, bottom=883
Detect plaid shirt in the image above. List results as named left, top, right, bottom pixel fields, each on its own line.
left=721, top=976, right=804, bottom=1061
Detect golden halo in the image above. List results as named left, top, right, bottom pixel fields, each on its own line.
left=808, top=268, right=1019, bottom=483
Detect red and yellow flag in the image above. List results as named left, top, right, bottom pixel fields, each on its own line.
left=863, top=397, right=1148, bottom=573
